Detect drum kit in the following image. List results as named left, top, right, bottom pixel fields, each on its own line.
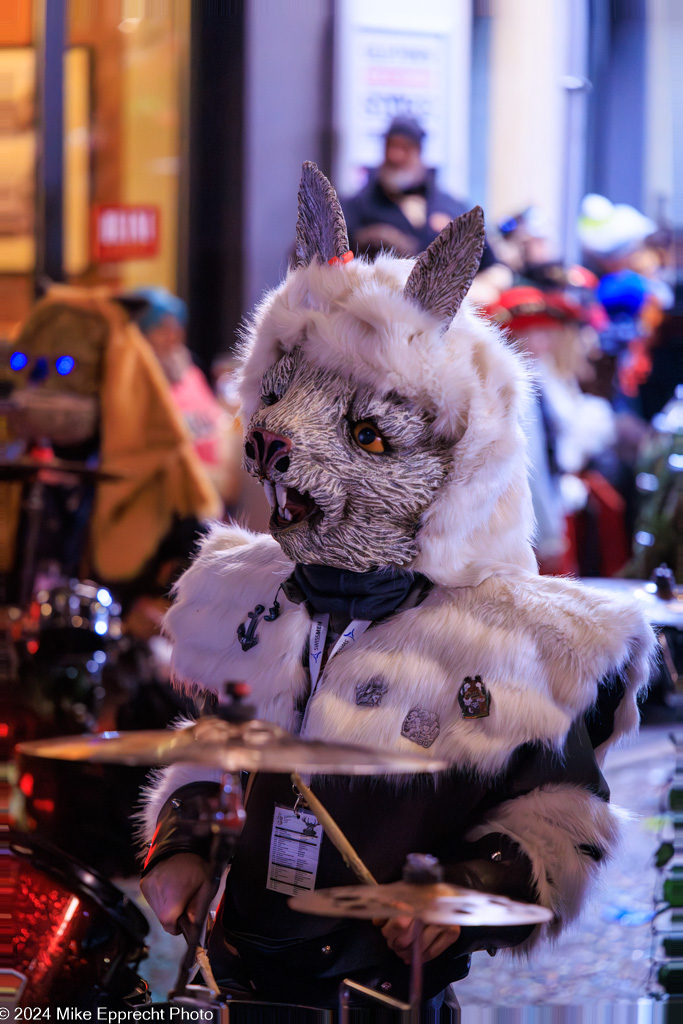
left=5, top=456, right=680, bottom=1017
left=3, top=454, right=196, bottom=875
left=12, top=685, right=554, bottom=1021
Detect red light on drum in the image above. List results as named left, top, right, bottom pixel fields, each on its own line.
left=19, top=774, right=33, bottom=798
left=32, top=799, right=54, bottom=814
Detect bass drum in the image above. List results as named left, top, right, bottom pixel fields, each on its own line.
left=5, top=830, right=150, bottom=1009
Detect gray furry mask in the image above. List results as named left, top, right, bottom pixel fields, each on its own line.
left=240, top=163, right=499, bottom=576
left=244, top=347, right=452, bottom=571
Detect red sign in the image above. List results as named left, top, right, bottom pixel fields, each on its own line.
left=92, top=204, right=160, bottom=262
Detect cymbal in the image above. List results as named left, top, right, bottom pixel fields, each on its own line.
left=0, top=458, right=122, bottom=483
left=579, top=577, right=682, bottom=629
left=289, top=881, right=554, bottom=927
left=15, top=719, right=448, bottom=775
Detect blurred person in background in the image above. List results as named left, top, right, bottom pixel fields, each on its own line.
left=485, top=286, right=624, bottom=576
left=492, top=207, right=556, bottom=284
left=128, top=287, right=241, bottom=512
left=343, top=115, right=465, bottom=258
left=577, top=193, right=673, bottom=415
left=342, top=115, right=504, bottom=301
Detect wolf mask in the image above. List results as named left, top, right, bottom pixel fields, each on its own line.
left=240, top=162, right=537, bottom=583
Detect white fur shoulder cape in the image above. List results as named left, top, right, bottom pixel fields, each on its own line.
left=144, top=523, right=655, bottom=946
left=164, top=523, right=654, bottom=776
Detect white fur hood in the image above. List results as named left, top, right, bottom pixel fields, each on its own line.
left=238, top=256, right=538, bottom=586
left=164, top=523, right=655, bottom=776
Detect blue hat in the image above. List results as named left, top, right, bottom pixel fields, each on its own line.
left=597, top=270, right=650, bottom=319
left=128, top=287, right=188, bottom=333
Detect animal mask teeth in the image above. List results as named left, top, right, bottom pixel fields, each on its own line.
left=261, top=479, right=321, bottom=530
left=264, top=481, right=276, bottom=509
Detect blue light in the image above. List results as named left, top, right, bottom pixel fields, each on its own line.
left=56, top=355, right=75, bottom=376
left=10, top=351, right=28, bottom=371
left=96, top=588, right=113, bottom=607
left=94, top=620, right=108, bottom=635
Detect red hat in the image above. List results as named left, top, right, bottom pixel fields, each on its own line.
left=485, top=286, right=586, bottom=332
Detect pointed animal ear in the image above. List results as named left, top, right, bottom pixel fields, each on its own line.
left=404, top=206, right=485, bottom=325
left=294, top=162, right=351, bottom=268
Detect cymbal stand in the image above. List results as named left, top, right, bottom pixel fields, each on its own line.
left=338, top=921, right=422, bottom=1024
left=19, top=476, right=46, bottom=610
left=169, top=768, right=245, bottom=1000
left=339, top=854, right=456, bottom=1024
left=170, top=682, right=253, bottom=1001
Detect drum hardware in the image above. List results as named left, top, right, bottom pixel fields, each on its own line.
left=157, top=682, right=446, bottom=1002
left=169, top=767, right=244, bottom=1002
left=0, top=456, right=122, bottom=614
left=290, top=853, right=553, bottom=1024
left=32, top=579, right=122, bottom=653
left=169, top=683, right=256, bottom=1002
left=0, top=454, right=122, bottom=612
left=21, top=688, right=558, bottom=1016
left=0, top=457, right=123, bottom=483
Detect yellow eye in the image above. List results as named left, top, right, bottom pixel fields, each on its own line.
left=352, top=420, right=386, bottom=454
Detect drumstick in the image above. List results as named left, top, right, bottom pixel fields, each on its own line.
left=291, top=771, right=378, bottom=886
left=178, top=913, right=220, bottom=997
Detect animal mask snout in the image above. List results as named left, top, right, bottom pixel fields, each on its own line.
left=245, top=427, right=292, bottom=477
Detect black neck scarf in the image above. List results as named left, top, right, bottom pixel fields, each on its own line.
left=287, top=563, right=430, bottom=620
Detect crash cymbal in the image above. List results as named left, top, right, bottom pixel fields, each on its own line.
left=15, top=719, right=448, bottom=775
left=580, top=577, right=683, bottom=629
left=289, top=881, right=553, bottom=927
left=0, top=458, right=122, bottom=483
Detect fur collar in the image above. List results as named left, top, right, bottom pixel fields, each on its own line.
left=164, top=524, right=655, bottom=776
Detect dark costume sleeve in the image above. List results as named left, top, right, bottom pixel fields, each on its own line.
left=444, top=712, right=615, bottom=954
left=141, top=781, right=220, bottom=876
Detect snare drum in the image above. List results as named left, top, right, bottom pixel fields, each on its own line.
left=5, top=830, right=149, bottom=1009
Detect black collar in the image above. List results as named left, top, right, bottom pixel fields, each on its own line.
left=283, top=563, right=432, bottom=620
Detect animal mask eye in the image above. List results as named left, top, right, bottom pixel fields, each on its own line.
left=261, top=391, right=279, bottom=407
left=10, top=351, right=28, bottom=371
left=352, top=420, right=387, bottom=454
left=55, top=355, right=75, bottom=376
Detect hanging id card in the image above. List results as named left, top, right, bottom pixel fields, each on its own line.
left=266, top=804, right=323, bottom=896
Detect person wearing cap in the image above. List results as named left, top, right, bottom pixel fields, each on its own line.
left=128, top=287, right=241, bottom=510
left=343, top=115, right=495, bottom=269
left=485, top=286, right=620, bottom=576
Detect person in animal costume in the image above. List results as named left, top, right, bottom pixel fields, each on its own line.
left=3, top=285, right=220, bottom=609
left=140, top=165, right=655, bottom=1011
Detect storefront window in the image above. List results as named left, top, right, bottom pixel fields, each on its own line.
left=69, top=0, right=190, bottom=292
left=0, top=0, right=189, bottom=339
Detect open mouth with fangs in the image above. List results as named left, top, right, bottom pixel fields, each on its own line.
left=262, top=480, right=321, bottom=530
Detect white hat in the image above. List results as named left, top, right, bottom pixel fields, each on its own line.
left=578, top=193, right=656, bottom=256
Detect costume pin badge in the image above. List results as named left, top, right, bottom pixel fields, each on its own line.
left=458, top=676, right=491, bottom=719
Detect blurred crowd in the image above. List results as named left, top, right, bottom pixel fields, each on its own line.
left=342, top=115, right=680, bottom=584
